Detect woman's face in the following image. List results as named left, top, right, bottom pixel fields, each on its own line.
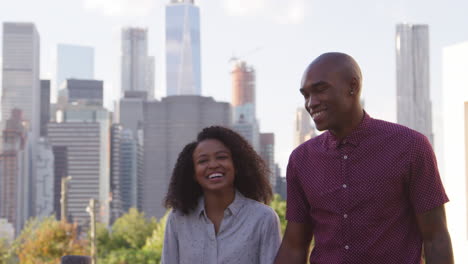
left=193, top=139, right=235, bottom=193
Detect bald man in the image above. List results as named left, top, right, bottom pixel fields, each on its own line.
left=274, top=53, right=453, bottom=264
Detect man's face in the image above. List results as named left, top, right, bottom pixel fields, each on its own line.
left=299, top=64, right=352, bottom=133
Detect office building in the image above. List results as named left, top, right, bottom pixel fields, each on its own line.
left=166, top=0, right=201, bottom=96
left=142, top=95, right=230, bottom=217
left=121, top=28, right=155, bottom=99
left=396, top=23, right=433, bottom=145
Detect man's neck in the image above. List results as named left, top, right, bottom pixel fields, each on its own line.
left=330, top=108, right=364, bottom=140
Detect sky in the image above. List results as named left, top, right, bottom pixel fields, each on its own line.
left=1, top=0, right=468, bottom=172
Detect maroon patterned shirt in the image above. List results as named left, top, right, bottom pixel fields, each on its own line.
left=286, top=112, right=449, bottom=264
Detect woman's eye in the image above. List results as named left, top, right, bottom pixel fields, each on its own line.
left=197, top=159, right=207, bottom=164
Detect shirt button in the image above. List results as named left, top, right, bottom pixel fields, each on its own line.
left=345, top=245, right=350, bottom=250
left=342, top=184, right=347, bottom=188
left=343, top=155, right=348, bottom=160
left=343, top=214, right=348, bottom=218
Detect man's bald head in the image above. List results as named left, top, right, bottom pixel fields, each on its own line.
left=299, top=52, right=364, bottom=137
left=303, top=52, right=362, bottom=94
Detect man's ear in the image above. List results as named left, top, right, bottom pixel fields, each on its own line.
left=349, top=77, right=359, bottom=95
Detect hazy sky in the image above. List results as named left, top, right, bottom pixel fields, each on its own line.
left=1, top=0, right=468, bottom=171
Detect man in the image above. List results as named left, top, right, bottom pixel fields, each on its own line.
left=274, top=52, right=453, bottom=263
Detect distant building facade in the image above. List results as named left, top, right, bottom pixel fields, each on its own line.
left=142, top=95, right=230, bottom=218
left=260, top=133, right=276, bottom=189
left=396, top=23, right=433, bottom=145
left=166, top=0, right=202, bottom=96
left=47, top=106, right=111, bottom=227
left=0, top=109, right=32, bottom=235
left=294, top=107, right=316, bottom=148
left=121, top=28, right=155, bottom=99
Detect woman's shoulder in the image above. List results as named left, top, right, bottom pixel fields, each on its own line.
left=243, top=198, right=279, bottom=219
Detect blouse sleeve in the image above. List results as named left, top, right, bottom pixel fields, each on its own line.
left=161, top=210, right=179, bottom=264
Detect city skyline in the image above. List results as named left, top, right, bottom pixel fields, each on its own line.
left=2, top=0, right=468, bottom=172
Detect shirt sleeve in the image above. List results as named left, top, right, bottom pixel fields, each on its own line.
left=408, top=133, right=449, bottom=214
left=259, top=208, right=282, bottom=264
left=161, top=210, right=179, bottom=264
left=285, top=153, right=311, bottom=222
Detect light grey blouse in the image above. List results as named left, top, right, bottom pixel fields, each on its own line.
left=161, top=191, right=281, bottom=264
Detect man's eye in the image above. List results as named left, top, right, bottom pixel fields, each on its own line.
left=316, top=86, right=328, bottom=92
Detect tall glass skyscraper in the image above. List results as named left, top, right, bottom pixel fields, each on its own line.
left=396, top=23, right=433, bottom=145
left=121, top=28, right=154, bottom=99
left=165, top=0, right=201, bottom=96
left=2, top=22, right=40, bottom=139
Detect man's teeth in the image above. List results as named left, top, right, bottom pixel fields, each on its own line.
left=312, top=111, right=324, bottom=118
left=208, top=173, right=223, bottom=179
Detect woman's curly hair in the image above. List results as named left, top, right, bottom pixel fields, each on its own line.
left=164, top=126, right=273, bottom=214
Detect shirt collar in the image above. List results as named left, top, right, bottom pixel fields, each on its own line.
left=323, top=110, right=371, bottom=150
left=196, top=190, right=247, bottom=218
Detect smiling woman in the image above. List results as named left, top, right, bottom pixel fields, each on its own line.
left=162, top=126, right=281, bottom=264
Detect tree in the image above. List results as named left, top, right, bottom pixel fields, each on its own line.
left=142, top=212, right=169, bottom=262
left=14, top=216, right=88, bottom=264
left=0, top=238, right=15, bottom=264
left=110, top=208, right=157, bottom=249
left=96, top=208, right=161, bottom=264
left=270, top=194, right=287, bottom=235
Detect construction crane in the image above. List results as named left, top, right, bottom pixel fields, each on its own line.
left=228, top=46, right=263, bottom=64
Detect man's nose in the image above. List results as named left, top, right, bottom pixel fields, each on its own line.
left=306, top=96, right=320, bottom=109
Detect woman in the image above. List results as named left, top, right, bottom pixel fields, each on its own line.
left=162, top=126, right=281, bottom=264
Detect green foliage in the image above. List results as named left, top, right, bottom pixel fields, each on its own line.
left=142, top=212, right=168, bottom=261
left=96, top=208, right=167, bottom=264
left=0, top=238, right=14, bottom=264
left=13, top=216, right=88, bottom=264
left=110, top=208, right=157, bottom=249
left=270, top=194, right=287, bottom=235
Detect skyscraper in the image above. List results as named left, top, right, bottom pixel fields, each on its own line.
left=396, top=23, right=433, bottom=145
left=48, top=105, right=111, bottom=227
left=143, top=95, right=230, bottom=217
left=57, top=44, right=94, bottom=90
left=52, top=146, right=68, bottom=220
left=61, top=79, right=104, bottom=106
left=110, top=125, right=142, bottom=219
left=40, top=80, right=50, bottom=137
left=2, top=22, right=40, bottom=140
left=35, top=138, right=54, bottom=218
left=0, top=109, right=32, bottom=235
left=442, top=41, right=468, bottom=262
left=259, top=133, right=276, bottom=188
left=231, top=60, right=259, bottom=150
left=110, top=124, right=124, bottom=224
left=121, top=28, right=155, bottom=99
left=166, top=0, right=201, bottom=96
left=294, top=107, right=316, bottom=147
left=231, top=60, right=256, bottom=123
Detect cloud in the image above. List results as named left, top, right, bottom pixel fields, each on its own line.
left=222, top=0, right=306, bottom=24
left=83, top=0, right=156, bottom=17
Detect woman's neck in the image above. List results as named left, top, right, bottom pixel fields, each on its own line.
left=203, top=188, right=235, bottom=214
left=203, top=188, right=235, bottom=234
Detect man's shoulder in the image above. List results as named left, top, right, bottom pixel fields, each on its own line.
left=292, top=133, right=326, bottom=155
left=369, top=117, right=424, bottom=141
